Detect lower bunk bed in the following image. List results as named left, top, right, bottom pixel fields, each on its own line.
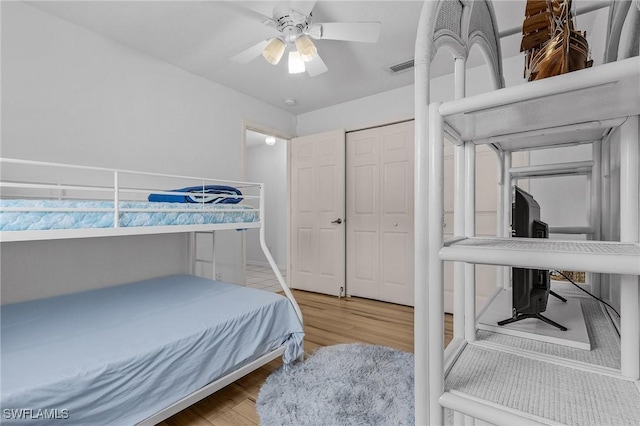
left=1, top=274, right=304, bottom=425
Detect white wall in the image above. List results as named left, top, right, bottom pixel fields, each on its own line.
left=529, top=145, right=593, bottom=236
left=1, top=2, right=295, bottom=303
left=296, top=54, right=525, bottom=136
left=245, top=139, right=288, bottom=269
left=295, top=84, right=414, bottom=136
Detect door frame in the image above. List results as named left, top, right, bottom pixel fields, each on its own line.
left=241, top=120, right=294, bottom=287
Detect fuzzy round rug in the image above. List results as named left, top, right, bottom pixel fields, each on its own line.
left=256, top=343, right=414, bottom=426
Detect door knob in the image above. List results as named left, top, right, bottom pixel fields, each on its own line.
left=331, top=218, right=343, bottom=224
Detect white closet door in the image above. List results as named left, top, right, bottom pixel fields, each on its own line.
left=346, top=129, right=380, bottom=299
left=290, top=130, right=346, bottom=296
left=347, top=121, right=414, bottom=306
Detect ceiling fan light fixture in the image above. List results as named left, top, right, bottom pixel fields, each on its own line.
left=288, top=51, right=305, bottom=74
left=262, top=38, right=286, bottom=65
left=295, top=35, right=317, bottom=62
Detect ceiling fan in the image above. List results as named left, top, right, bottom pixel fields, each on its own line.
left=229, top=1, right=382, bottom=77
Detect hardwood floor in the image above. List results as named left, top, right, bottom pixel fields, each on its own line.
left=159, top=290, right=453, bottom=426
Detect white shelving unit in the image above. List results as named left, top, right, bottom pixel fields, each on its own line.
left=440, top=237, right=640, bottom=275
left=418, top=55, right=640, bottom=425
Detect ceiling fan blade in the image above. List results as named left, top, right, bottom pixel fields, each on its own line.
left=230, top=40, right=269, bottom=64
left=315, top=22, right=382, bottom=43
left=306, top=54, right=328, bottom=77
left=219, top=1, right=277, bottom=27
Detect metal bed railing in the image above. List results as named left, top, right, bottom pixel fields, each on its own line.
left=0, top=157, right=262, bottom=233
left=0, top=157, right=303, bottom=323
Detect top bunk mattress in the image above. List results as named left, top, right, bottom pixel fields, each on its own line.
left=1, top=275, right=304, bottom=425
left=0, top=199, right=258, bottom=231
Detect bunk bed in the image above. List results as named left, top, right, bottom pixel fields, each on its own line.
left=0, top=158, right=304, bottom=425
left=414, top=0, right=640, bottom=425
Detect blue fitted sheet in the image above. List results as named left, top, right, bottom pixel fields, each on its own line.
left=1, top=275, right=304, bottom=425
left=0, top=200, right=258, bottom=231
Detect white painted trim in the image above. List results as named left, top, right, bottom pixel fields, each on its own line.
left=510, top=161, right=594, bottom=178
left=428, top=102, right=445, bottom=426
left=453, top=57, right=467, bottom=342
left=241, top=120, right=294, bottom=290
left=440, top=237, right=640, bottom=275
left=438, top=57, right=640, bottom=118
left=464, top=142, right=476, bottom=343
left=444, top=337, right=466, bottom=375
left=440, top=391, right=561, bottom=426
left=619, top=115, right=640, bottom=379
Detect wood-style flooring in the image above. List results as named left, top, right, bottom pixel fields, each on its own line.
left=159, top=290, right=453, bottom=426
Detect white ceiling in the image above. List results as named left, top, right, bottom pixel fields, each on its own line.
left=26, top=1, right=605, bottom=114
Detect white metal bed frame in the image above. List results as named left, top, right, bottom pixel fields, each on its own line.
left=0, top=158, right=265, bottom=240
left=414, top=1, right=640, bottom=424
left=0, top=157, right=303, bottom=424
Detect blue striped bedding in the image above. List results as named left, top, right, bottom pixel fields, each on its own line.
left=1, top=275, right=304, bottom=425
left=148, top=185, right=243, bottom=204
left=0, top=199, right=258, bottom=231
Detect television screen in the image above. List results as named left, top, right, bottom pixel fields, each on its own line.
left=498, top=186, right=567, bottom=331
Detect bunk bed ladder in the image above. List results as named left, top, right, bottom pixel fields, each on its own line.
left=188, top=231, right=217, bottom=279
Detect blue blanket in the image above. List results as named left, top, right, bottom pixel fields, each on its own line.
left=1, top=275, right=304, bottom=425
left=148, top=185, right=243, bottom=204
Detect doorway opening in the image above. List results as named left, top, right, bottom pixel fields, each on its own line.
left=242, top=124, right=290, bottom=293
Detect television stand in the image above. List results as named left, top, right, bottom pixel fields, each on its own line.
left=497, top=312, right=568, bottom=331
left=498, top=290, right=568, bottom=331
left=549, top=290, right=567, bottom=303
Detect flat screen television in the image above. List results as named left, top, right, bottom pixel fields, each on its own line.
left=497, top=186, right=567, bottom=331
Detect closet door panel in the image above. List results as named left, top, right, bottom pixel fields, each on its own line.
left=347, top=120, right=414, bottom=306
left=379, top=231, right=411, bottom=304
left=319, top=228, right=339, bottom=278
left=295, top=228, right=314, bottom=274
left=379, top=122, right=414, bottom=306
left=347, top=131, right=380, bottom=299
left=296, top=167, right=313, bottom=212
left=351, top=230, right=379, bottom=297
left=291, top=145, right=318, bottom=290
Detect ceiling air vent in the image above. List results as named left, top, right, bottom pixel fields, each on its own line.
left=388, top=59, right=415, bottom=75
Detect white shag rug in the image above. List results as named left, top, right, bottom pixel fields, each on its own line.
left=256, top=343, right=414, bottom=426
